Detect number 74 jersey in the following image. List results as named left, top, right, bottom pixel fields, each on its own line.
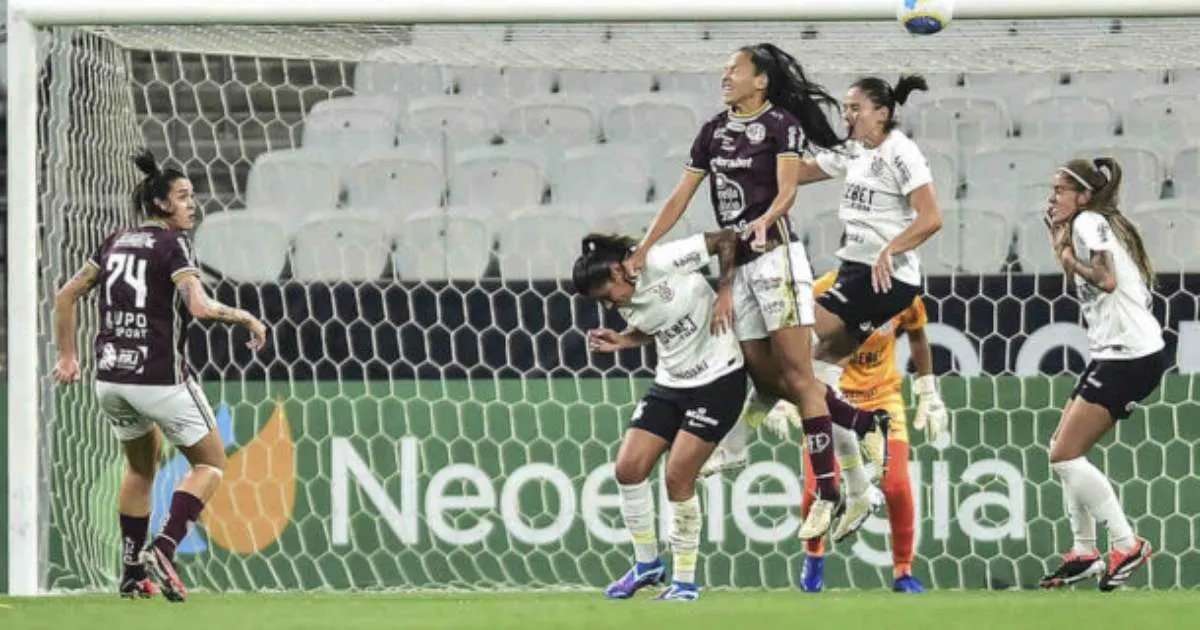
left=86, top=221, right=201, bottom=385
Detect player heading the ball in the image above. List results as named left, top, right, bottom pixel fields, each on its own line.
left=574, top=229, right=740, bottom=602
left=52, top=150, right=268, bottom=602
left=623, top=43, right=890, bottom=543
left=1040, top=157, right=1165, bottom=592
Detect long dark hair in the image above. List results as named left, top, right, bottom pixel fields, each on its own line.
left=131, top=149, right=187, bottom=219
left=1059, top=157, right=1155, bottom=286
left=852, top=74, right=929, bottom=132
left=738, top=43, right=845, bottom=151
left=570, top=233, right=638, bottom=297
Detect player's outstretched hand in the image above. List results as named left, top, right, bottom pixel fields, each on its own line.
left=872, top=247, right=895, bottom=294
left=743, top=217, right=770, bottom=253
left=711, top=286, right=734, bottom=335
left=53, top=357, right=81, bottom=384
left=912, top=375, right=949, bottom=442
left=622, top=249, right=647, bottom=279
left=587, top=328, right=628, bottom=353
left=246, top=318, right=269, bottom=352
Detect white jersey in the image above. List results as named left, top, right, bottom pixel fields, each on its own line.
left=1070, top=211, right=1164, bottom=360
left=815, top=129, right=933, bottom=286
left=619, top=235, right=744, bottom=389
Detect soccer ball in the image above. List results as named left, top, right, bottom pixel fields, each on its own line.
left=898, top=0, right=954, bottom=35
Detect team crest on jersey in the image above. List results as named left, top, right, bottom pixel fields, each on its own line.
left=746, top=122, right=766, bottom=145
left=870, top=155, right=887, bottom=176
left=647, top=283, right=674, bottom=302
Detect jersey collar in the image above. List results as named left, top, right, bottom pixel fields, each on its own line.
left=728, top=100, right=773, bottom=122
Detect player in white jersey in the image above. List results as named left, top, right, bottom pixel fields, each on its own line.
left=1038, top=157, right=1166, bottom=592
left=573, top=230, right=741, bottom=602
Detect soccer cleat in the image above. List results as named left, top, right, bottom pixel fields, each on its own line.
left=764, top=404, right=798, bottom=437
left=118, top=577, right=158, bottom=599
left=699, top=445, right=747, bottom=477
left=893, top=574, right=927, bottom=593
left=604, top=559, right=666, bottom=599
left=860, top=409, right=891, bottom=476
left=738, top=393, right=774, bottom=431
left=1039, top=549, right=1104, bottom=589
left=141, top=547, right=188, bottom=603
left=1098, top=538, right=1152, bottom=592
left=653, top=581, right=700, bottom=601
left=798, top=496, right=840, bottom=541
left=831, top=490, right=878, bottom=542
left=800, top=555, right=824, bottom=593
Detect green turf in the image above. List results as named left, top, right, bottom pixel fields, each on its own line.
left=1, top=590, right=1197, bottom=630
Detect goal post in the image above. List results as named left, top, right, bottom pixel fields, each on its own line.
left=8, top=0, right=1200, bottom=597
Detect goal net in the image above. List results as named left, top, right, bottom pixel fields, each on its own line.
left=28, top=17, right=1200, bottom=593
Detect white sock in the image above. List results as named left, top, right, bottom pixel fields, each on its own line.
left=618, top=480, right=659, bottom=564
left=669, top=495, right=701, bottom=584
left=812, top=359, right=845, bottom=396
left=833, top=424, right=870, bottom=496
left=1052, top=457, right=1136, bottom=553
left=718, top=419, right=748, bottom=457
left=1063, top=481, right=1098, bottom=555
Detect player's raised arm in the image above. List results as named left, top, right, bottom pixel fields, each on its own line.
left=52, top=263, right=101, bottom=383
left=625, top=125, right=712, bottom=276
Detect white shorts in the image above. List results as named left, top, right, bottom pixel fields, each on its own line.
left=95, top=379, right=217, bottom=447
left=733, top=242, right=816, bottom=341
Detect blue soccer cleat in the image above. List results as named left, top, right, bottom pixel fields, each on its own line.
left=800, top=555, right=825, bottom=593
left=893, top=574, right=927, bottom=593
left=604, top=559, right=666, bottom=599
left=654, top=581, right=700, bottom=601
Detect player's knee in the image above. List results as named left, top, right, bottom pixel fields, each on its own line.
left=613, top=458, right=649, bottom=486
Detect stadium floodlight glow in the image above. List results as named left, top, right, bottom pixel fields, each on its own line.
left=8, top=0, right=1200, bottom=598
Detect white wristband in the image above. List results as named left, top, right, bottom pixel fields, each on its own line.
left=913, top=374, right=938, bottom=396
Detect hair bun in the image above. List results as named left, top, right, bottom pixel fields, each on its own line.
left=132, top=149, right=160, bottom=177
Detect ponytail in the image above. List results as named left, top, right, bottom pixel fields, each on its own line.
left=131, top=148, right=187, bottom=218
left=852, top=74, right=929, bottom=133
left=739, top=43, right=845, bottom=151
left=571, top=233, right=638, bottom=296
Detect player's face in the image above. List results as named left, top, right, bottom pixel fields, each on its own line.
left=843, top=87, right=886, bottom=142
left=722, top=51, right=766, bottom=107
left=587, top=267, right=635, bottom=309
left=161, top=178, right=198, bottom=230
left=1048, top=172, right=1089, bottom=225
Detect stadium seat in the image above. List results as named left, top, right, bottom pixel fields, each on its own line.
left=1017, top=94, right=1117, bottom=145
left=956, top=203, right=1014, bottom=274
left=907, top=96, right=1012, bottom=149
left=452, top=66, right=555, bottom=98
left=353, top=57, right=451, bottom=103
left=962, top=71, right=1061, bottom=114
left=193, top=211, right=290, bottom=283
left=496, top=207, right=590, bottom=281
left=556, top=70, right=655, bottom=105
left=1069, top=142, right=1165, bottom=207
left=450, top=145, right=547, bottom=211
left=302, top=96, right=400, bottom=159
left=802, top=209, right=844, bottom=276
left=500, top=96, right=600, bottom=146
left=550, top=143, right=652, bottom=210
left=797, top=177, right=843, bottom=215
left=289, top=212, right=392, bottom=282
left=1067, top=69, right=1167, bottom=110
left=1013, top=209, right=1063, bottom=274
left=1131, top=200, right=1200, bottom=272
left=244, top=149, right=341, bottom=219
left=649, top=145, right=691, bottom=201
left=604, top=93, right=702, bottom=148
left=343, top=151, right=445, bottom=214
left=656, top=72, right=718, bottom=102
left=406, top=95, right=501, bottom=149
left=921, top=205, right=963, bottom=275
left=1170, top=145, right=1200, bottom=198
left=394, top=207, right=495, bottom=280
left=1122, top=92, right=1200, bottom=149
left=922, top=144, right=961, bottom=204
left=964, top=145, right=1057, bottom=203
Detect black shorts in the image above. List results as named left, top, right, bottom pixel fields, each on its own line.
left=816, top=262, right=922, bottom=343
left=1072, top=349, right=1168, bottom=420
left=630, top=367, right=747, bottom=444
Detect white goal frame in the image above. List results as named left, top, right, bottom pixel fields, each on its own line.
left=6, top=0, right=1197, bottom=597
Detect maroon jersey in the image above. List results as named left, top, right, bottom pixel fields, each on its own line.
left=87, top=222, right=199, bottom=385
left=686, top=103, right=803, bottom=264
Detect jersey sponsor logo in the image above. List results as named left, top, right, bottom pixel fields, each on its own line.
left=113, top=232, right=157, bottom=250
left=684, top=406, right=718, bottom=428
left=105, top=309, right=151, bottom=340
left=745, top=122, right=766, bottom=145
left=892, top=154, right=912, bottom=185
left=714, top=172, right=748, bottom=222
left=849, top=349, right=884, bottom=369
left=787, top=126, right=800, bottom=151
left=1097, top=221, right=1111, bottom=243
left=656, top=315, right=699, bottom=348
left=843, top=182, right=878, bottom=212
left=711, top=156, right=753, bottom=170
left=750, top=276, right=783, bottom=292
left=670, top=360, right=711, bottom=381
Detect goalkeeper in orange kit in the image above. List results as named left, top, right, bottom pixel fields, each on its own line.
left=796, top=270, right=948, bottom=593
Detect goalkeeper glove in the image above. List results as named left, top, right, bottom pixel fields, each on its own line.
left=912, top=375, right=948, bottom=441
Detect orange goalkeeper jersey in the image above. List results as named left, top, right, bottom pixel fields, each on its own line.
left=812, top=271, right=927, bottom=405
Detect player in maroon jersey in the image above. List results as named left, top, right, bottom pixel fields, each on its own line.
left=52, top=150, right=267, bottom=602
left=624, top=44, right=889, bottom=542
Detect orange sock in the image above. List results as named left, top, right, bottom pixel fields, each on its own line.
left=883, top=439, right=914, bottom=578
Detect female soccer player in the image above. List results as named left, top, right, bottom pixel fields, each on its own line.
left=574, top=229, right=739, bottom=602
left=624, top=43, right=890, bottom=543
left=796, top=270, right=948, bottom=594
left=1038, top=158, right=1164, bottom=592
left=53, top=150, right=268, bottom=602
